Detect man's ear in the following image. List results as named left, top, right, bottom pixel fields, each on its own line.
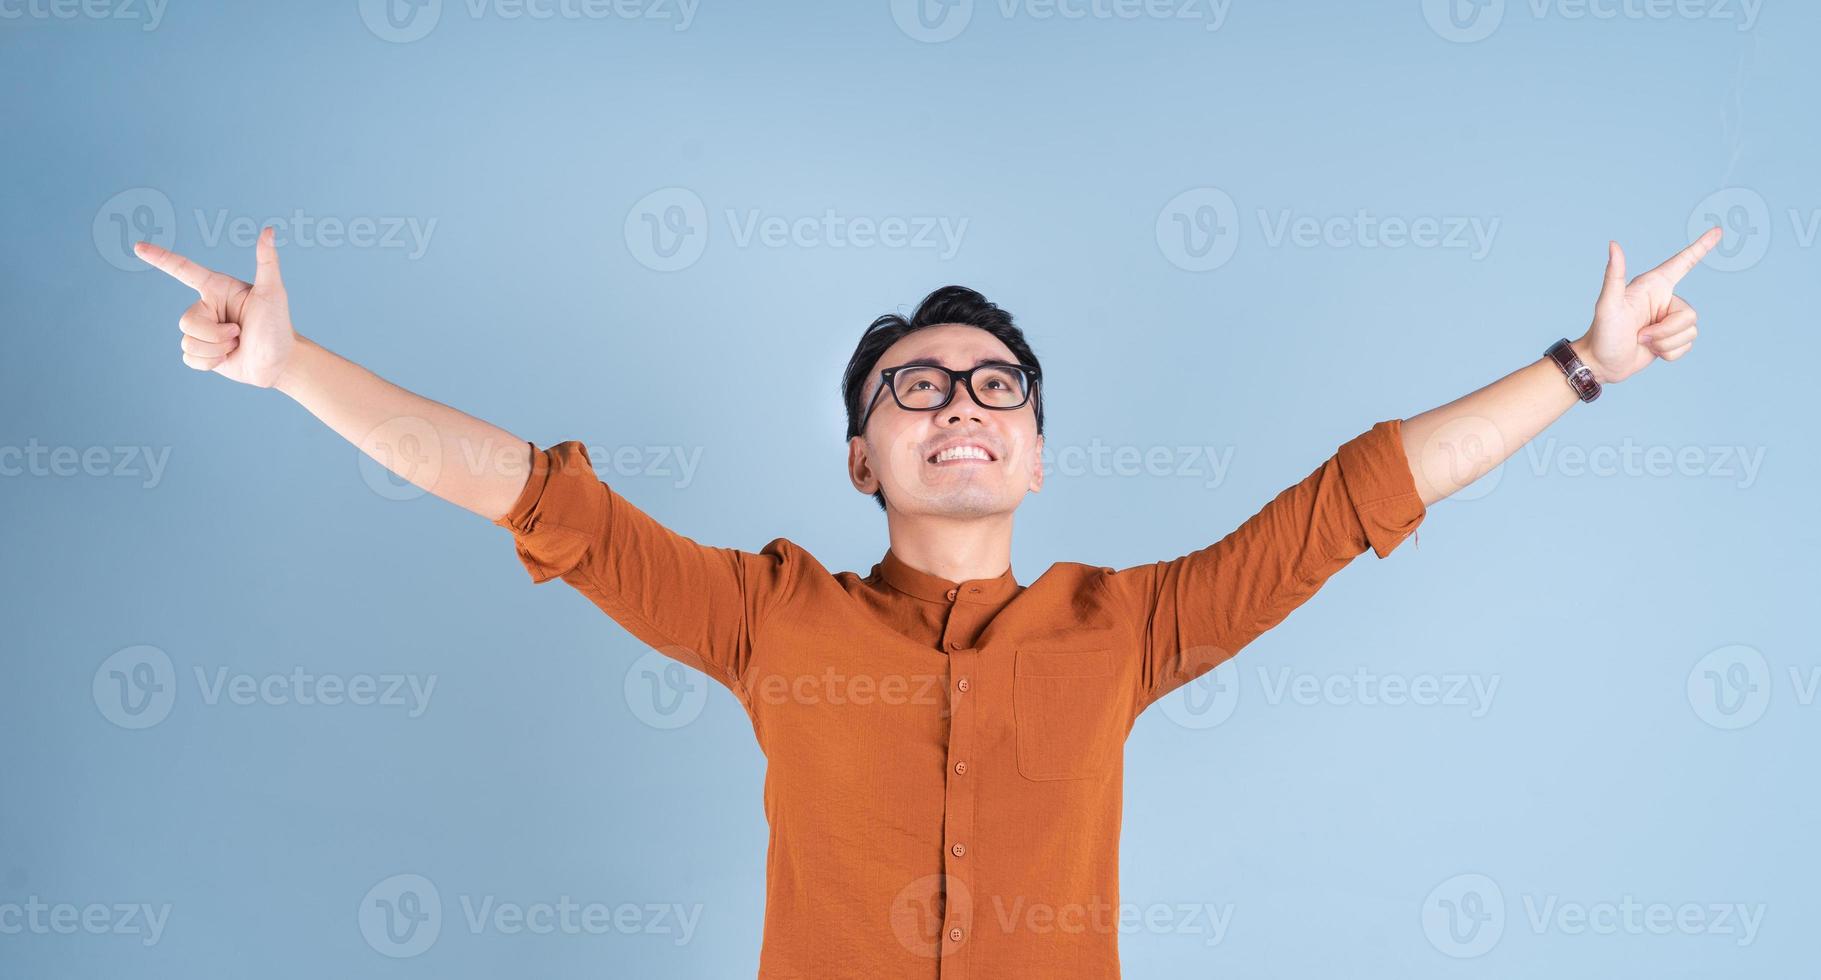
left=1029, top=433, right=1044, bottom=493
left=847, top=436, right=878, bottom=494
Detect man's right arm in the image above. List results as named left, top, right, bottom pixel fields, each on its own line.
left=136, top=226, right=795, bottom=691
left=273, top=335, right=530, bottom=522
left=136, top=226, right=531, bottom=521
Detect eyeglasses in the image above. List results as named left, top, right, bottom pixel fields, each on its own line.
left=858, top=361, right=1041, bottom=433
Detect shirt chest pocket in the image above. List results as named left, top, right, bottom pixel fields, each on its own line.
left=1012, top=647, right=1124, bottom=781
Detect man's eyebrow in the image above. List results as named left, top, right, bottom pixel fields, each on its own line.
left=895, top=356, right=1019, bottom=369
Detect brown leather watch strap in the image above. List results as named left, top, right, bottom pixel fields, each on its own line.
left=1545, top=337, right=1601, bottom=403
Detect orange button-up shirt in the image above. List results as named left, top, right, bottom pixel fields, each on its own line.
left=493, top=418, right=1426, bottom=978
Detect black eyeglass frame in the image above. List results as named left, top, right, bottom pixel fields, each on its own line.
left=857, top=361, right=1042, bottom=435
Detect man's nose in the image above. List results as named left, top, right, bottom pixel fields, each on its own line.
left=938, top=386, right=989, bottom=424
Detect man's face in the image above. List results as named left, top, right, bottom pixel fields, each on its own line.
left=848, top=323, right=1044, bottom=519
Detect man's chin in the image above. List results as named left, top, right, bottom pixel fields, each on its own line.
left=903, top=485, right=1021, bottom=519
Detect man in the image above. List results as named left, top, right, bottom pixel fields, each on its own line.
left=135, top=225, right=1717, bottom=977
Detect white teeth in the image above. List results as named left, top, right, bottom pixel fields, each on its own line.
left=931, top=445, right=991, bottom=463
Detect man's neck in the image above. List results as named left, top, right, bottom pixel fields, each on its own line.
left=884, top=511, right=1015, bottom=584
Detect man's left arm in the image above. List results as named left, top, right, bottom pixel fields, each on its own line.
left=1402, top=228, right=1720, bottom=505
left=1109, top=228, right=1722, bottom=712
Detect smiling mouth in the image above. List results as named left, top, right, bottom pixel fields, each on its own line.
left=927, top=446, right=996, bottom=465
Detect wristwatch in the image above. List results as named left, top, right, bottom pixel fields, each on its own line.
left=1545, top=337, right=1601, bottom=403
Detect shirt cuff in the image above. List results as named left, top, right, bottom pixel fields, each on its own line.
left=493, top=440, right=606, bottom=583
left=1336, top=418, right=1427, bottom=559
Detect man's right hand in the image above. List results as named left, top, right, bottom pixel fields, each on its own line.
left=136, top=225, right=297, bottom=388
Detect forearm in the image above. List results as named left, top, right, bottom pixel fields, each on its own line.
left=1400, top=338, right=1597, bottom=506
left=273, top=335, right=532, bottom=521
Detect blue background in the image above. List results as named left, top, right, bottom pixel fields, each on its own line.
left=2, top=0, right=1815, bottom=976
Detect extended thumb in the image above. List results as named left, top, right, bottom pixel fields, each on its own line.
left=255, top=226, right=284, bottom=289
left=1598, top=240, right=1626, bottom=301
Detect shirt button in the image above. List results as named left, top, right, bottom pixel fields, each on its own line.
left=945, top=587, right=958, bottom=601
left=948, top=926, right=964, bottom=943
left=951, top=842, right=967, bottom=858
left=953, top=761, right=967, bottom=775
left=955, top=677, right=970, bottom=693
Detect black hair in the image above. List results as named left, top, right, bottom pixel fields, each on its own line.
left=841, top=285, right=1045, bottom=511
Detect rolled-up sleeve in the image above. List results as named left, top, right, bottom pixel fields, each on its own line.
left=494, top=440, right=798, bottom=692
left=1106, top=419, right=1427, bottom=710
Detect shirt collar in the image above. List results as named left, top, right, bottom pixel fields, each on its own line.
left=878, top=548, right=1021, bottom=605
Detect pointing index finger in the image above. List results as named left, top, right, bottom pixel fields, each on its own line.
left=132, top=240, right=215, bottom=292
left=1647, top=225, right=1722, bottom=285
